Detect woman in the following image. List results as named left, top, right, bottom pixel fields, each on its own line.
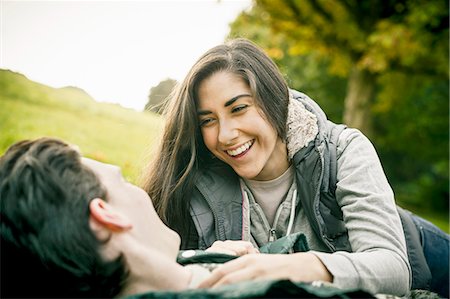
left=143, top=38, right=448, bottom=297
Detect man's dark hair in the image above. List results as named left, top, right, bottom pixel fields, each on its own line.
left=0, top=138, right=128, bottom=298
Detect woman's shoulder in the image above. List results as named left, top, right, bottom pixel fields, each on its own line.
left=336, top=127, right=375, bottom=159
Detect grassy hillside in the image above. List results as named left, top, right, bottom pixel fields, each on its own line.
left=0, top=69, right=163, bottom=183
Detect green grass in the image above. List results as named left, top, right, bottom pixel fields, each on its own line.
left=0, top=69, right=163, bottom=184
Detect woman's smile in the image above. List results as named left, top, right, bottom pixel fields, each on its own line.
left=225, top=140, right=254, bottom=158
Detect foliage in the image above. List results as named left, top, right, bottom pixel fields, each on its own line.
left=144, top=78, right=178, bottom=114
left=373, top=72, right=449, bottom=212
left=242, top=0, right=448, bottom=77
left=229, top=6, right=347, bottom=123
left=229, top=0, right=449, bottom=228
left=0, top=69, right=163, bottom=184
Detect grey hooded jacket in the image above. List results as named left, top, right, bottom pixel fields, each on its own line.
left=187, top=90, right=427, bottom=295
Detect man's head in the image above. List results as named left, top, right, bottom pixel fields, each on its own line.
left=0, top=138, right=180, bottom=297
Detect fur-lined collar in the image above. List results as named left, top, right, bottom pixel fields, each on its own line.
left=286, top=94, right=319, bottom=160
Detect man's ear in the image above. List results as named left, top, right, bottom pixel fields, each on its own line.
left=89, top=198, right=133, bottom=232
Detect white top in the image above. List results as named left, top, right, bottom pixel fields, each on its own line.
left=243, top=165, right=295, bottom=226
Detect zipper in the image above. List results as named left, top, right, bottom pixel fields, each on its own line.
left=268, top=200, right=285, bottom=242
left=269, top=228, right=277, bottom=242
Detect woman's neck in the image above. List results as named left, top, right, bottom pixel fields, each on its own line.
left=253, top=139, right=289, bottom=181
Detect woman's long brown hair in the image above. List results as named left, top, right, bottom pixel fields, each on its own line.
left=142, top=38, right=290, bottom=243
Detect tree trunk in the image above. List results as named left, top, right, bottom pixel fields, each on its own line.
left=343, top=67, right=376, bottom=137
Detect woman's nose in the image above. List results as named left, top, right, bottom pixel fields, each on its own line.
left=218, top=120, right=239, bottom=146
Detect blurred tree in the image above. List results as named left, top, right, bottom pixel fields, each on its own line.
left=373, top=72, right=449, bottom=212
left=230, top=0, right=448, bottom=137
left=229, top=0, right=449, bottom=216
left=145, top=78, right=177, bottom=114
left=229, top=7, right=347, bottom=123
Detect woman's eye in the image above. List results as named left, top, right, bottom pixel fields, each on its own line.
left=199, top=118, right=214, bottom=127
left=232, top=105, right=248, bottom=113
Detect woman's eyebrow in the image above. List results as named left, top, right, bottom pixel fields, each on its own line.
left=224, top=94, right=252, bottom=107
left=197, top=109, right=211, bottom=116
left=197, top=94, right=252, bottom=115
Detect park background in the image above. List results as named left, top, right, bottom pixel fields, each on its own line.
left=0, top=0, right=448, bottom=232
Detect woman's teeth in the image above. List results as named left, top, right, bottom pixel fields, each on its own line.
left=227, top=140, right=253, bottom=157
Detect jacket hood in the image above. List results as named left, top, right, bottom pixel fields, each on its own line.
left=286, top=90, right=329, bottom=159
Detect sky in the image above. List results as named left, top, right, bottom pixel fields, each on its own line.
left=1, top=0, right=252, bottom=110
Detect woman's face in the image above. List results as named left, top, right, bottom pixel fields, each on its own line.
left=196, top=71, right=288, bottom=181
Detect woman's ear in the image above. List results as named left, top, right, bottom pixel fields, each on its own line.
left=89, top=198, right=133, bottom=232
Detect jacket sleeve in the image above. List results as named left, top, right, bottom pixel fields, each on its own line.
left=311, top=128, right=411, bottom=296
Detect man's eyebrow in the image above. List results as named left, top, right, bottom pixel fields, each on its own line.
left=197, top=94, right=252, bottom=116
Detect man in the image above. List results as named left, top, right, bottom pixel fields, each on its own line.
left=1, top=138, right=375, bottom=298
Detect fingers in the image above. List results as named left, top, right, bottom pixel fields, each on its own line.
left=205, top=240, right=259, bottom=256
left=198, top=255, right=253, bottom=288
left=204, top=265, right=260, bottom=288
left=204, top=247, right=240, bottom=256
left=198, top=254, right=272, bottom=288
left=197, top=253, right=327, bottom=289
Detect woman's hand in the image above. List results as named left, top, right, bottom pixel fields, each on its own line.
left=205, top=240, right=259, bottom=256
left=198, top=252, right=332, bottom=288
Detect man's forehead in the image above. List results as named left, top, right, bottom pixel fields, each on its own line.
left=81, top=157, right=106, bottom=174
left=81, top=157, right=99, bottom=168
left=81, top=157, right=121, bottom=178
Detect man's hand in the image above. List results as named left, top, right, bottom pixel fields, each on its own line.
left=198, top=252, right=332, bottom=288
left=205, top=240, right=259, bottom=256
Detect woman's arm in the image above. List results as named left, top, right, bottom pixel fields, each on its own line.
left=311, top=128, right=411, bottom=295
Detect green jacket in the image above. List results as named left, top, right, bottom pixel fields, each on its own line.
left=126, top=279, right=374, bottom=298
